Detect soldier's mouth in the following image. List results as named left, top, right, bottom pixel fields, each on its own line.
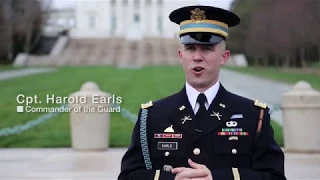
left=192, top=67, right=204, bottom=73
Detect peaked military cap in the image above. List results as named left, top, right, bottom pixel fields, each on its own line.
left=169, top=5, right=240, bottom=45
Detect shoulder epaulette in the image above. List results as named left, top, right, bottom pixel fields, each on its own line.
left=141, top=100, right=153, bottom=109
left=254, top=100, right=267, bottom=109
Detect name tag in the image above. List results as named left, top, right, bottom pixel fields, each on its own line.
left=157, top=142, right=178, bottom=150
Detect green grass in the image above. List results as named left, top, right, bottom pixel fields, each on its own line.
left=0, top=65, right=284, bottom=148
left=312, top=62, right=320, bottom=69
left=0, top=64, right=23, bottom=71
left=0, top=65, right=186, bottom=148
left=271, top=121, right=283, bottom=147
left=224, top=66, right=320, bottom=90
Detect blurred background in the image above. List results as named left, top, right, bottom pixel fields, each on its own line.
left=1, top=0, right=320, bottom=67
left=0, top=0, right=320, bottom=179
left=0, top=0, right=319, bottom=148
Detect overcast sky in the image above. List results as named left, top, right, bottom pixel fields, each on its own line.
left=52, top=0, right=234, bottom=10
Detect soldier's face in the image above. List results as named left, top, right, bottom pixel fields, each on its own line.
left=178, top=41, right=230, bottom=91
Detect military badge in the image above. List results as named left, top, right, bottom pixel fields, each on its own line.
left=190, top=8, right=206, bottom=23
left=164, top=125, right=175, bottom=133
left=181, top=115, right=192, bottom=124
left=210, top=111, right=222, bottom=120
left=230, top=114, right=243, bottom=119
left=226, top=121, right=238, bottom=127
left=229, top=136, right=239, bottom=141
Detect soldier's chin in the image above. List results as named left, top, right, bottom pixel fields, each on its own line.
left=188, top=79, right=208, bottom=88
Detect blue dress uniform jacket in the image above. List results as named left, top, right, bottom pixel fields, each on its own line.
left=118, top=84, right=286, bottom=180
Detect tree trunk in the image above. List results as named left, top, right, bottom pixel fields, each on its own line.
left=318, top=46, right=320, bottom=63
left=276, top=57, right=282, bottom=67
left=299, top=46, right=307, bottom=67
left=24, top=24, right=33, bottom=53
left=284, top=53, right=291, bottom=68
left=253, top=56, right=260, bottom=67
left=4, top=0, right=14, bottom=62
left=262, top=57, right=268, bottom=67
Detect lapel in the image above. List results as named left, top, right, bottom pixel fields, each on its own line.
left=192, top=84, right=235, bottom=141
left=168, top=86, right=197, bottom=135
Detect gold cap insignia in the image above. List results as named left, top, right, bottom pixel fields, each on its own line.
left=164, top=125, right=175, bottom=133
left=141, top=100, right=153, bottom=109
left=190, top=8, right=206, bottom=23
left=254, top=100, right=266, bottom=109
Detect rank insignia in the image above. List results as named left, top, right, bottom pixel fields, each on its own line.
left=141, top=100, right=153, bottom=109
left=154, top=133, right=182, bottom=139
left=164, top=125, right=174, bottom=133
left=179, top=105, right=186, bottom=111
left=219, top=103, right=226, bottom=108
left=254, top=100, right=266, bottom=109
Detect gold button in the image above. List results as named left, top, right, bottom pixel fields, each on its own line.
left=193, top=148, right=200, bottom=155
left=165, top=151, right=170, bottom=156
left=232, top=148, right=237, bottom=154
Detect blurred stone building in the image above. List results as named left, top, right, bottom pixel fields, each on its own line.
left=18, top=0, right=205, bottom=66
left=47, top=0, right=197, bottom=39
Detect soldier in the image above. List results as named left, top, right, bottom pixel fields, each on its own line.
left=118, top=5, right=286, bottom=180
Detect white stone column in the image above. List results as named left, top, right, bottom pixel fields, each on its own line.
left=157, top=0, right=163, bottom=37
left=140, top=0, right=146, bottom=36
left=115, top=0, right=123, bottom=36
left=281, top=81, right=320, bottom=153
left=151, top=0, right=158, bottom=37
left=69, top=81, right=111, bottom=151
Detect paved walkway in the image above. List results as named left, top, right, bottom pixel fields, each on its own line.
left=220, top=69, right=294, bottom=125
left=0, top=148, right=319, bottom=180
left=0, top=68, right=56, bottom=81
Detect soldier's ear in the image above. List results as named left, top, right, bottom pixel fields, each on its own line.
left=178, top=47, right=183, bottom=64
left=220, top=50, right=230, bottom=66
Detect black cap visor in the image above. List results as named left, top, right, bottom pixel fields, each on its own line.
left=180, top=33, right=224, bottom=45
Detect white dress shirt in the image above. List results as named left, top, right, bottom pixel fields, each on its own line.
left=185, top=81, right=220, bottom=114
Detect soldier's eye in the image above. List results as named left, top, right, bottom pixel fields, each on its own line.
left=185, top=46, right=195, bottom=50
left=202, top=46, right=213, bottom=51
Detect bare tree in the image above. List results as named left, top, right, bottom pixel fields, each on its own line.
left=245, top=0, right=320, bottom=67
left=3, top=0, right=14, bottom=62
left=0, top=0, right=44, bottom=64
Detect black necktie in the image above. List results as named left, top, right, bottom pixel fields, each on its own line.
left=195, top=93, right=207, bottom=131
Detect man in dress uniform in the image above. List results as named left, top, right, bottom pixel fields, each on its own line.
left=118, top=5, right=286, bottom=180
